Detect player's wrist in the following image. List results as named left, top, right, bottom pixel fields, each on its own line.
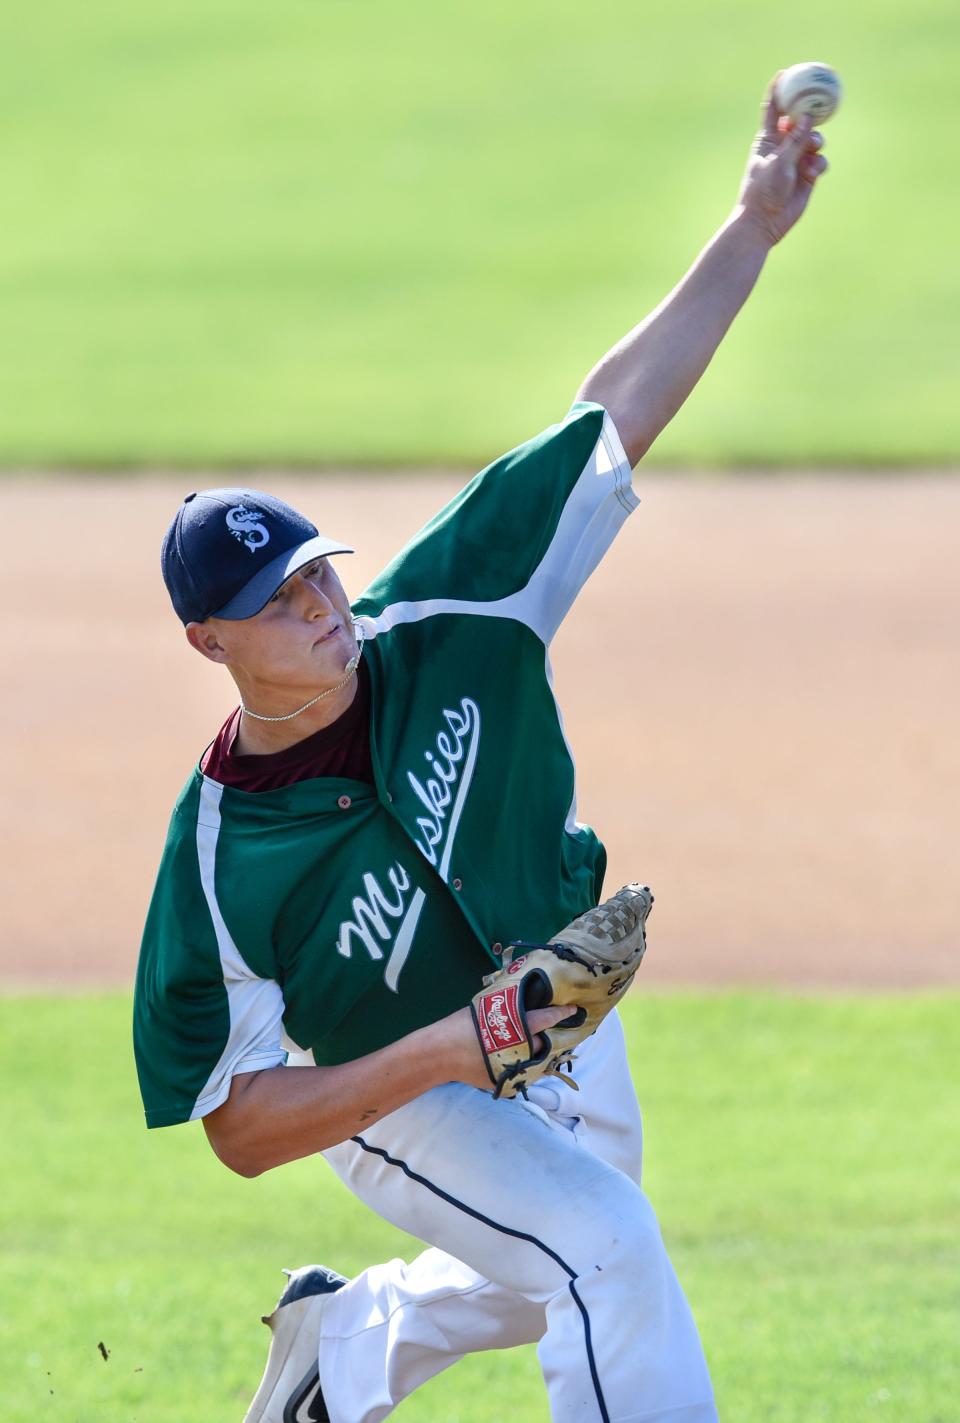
left=414, top=1008, right=490, bottom=1092
left=725, top=205, right=778, bottom=256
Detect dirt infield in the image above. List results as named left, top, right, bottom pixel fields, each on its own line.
left=2, top=471, right=957, bottom=990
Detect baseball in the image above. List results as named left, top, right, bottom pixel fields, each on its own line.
left=774, top=62, right=842, bottom=124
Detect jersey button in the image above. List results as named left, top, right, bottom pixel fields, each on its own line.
left=337, top=794, right=352, bottom=810
left=492, top=941, right=503, bottom=955
left=452, top=877, right=463, bottom=891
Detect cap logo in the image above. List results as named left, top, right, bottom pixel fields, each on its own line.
left=225, top=505, right=270, bottom=554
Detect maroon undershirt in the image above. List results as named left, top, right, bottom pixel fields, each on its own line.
left=200, top=658, right=374, bottom=791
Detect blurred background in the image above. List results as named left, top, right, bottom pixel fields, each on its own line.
left=1, top=0, right=957, bottom=467
left=2, top=1, right=958, bottom=1419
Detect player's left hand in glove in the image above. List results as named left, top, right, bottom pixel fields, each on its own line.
left=470, top=883, right=653, bottom=1100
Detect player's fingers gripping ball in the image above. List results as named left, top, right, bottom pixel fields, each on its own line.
left=471, top=883, right=654, bottom=1099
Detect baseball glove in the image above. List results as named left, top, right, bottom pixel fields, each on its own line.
left=470, top=883, right=653, bottom=1099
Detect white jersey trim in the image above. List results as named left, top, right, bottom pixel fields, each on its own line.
left=190, top=777, right=287, bottom=1121
left=356, top=409, right=637, bottom=650
left=544, top=650, right=587, bottom=835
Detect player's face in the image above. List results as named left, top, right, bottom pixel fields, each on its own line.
left=202, top=557, right=358, bottom=692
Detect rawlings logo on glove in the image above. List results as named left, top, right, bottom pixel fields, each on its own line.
left=475, top=985, right=526, bottom=1053
left=470, top=883, right=654, bottom=1099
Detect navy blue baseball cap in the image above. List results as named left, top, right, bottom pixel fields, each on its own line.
left=161, top=487, right=354, bottom=625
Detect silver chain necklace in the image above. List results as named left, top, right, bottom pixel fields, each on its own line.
left=240, top=624, right=365, bottom=724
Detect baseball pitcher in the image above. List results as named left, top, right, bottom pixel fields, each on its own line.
left=134, top=77, right=828, bottom=1422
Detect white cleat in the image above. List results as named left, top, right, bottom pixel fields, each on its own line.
left=243, top=1265, right=347, bottom=1423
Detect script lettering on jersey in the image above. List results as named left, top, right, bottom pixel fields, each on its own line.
left=406, top=696, right=481, bottom=878
left=336, top=864, right=413, bottom=962
left=334, top=696, right=480, bottom=995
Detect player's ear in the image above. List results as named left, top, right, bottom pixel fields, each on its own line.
left=185, top=620, right=229, bottom=664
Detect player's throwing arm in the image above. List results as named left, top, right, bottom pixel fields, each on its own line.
left=577, top=65, right=837, bottom=468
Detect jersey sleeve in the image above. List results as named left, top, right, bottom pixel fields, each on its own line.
left=133, top=777, right=287, bottom=1128
left=353, top=402, right=637, bottom=645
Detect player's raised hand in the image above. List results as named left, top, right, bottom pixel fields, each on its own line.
left=735, top=73, right=829, bottom=247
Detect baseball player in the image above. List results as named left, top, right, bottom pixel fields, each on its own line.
left=134, top=79, right=828, bottom=1423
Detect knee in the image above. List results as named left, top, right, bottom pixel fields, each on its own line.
left=585, top=1183, right=668, bottom=1286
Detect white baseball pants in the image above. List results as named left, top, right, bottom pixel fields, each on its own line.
left=320, top=1011, right=717, bottom=1423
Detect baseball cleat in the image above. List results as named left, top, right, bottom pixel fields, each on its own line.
left=243, top=1265, right=347, bottom=1423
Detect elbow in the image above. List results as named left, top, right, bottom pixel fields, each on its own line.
left=208, top=1129, right=266, bottom=1178
left=203, top=1110, right=271, bottom=1179
left=227, top=1150, right=266, bottom=1180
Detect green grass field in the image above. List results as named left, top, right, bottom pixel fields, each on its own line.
left=1, top=0, right=957, bottom=467
left=3, top=992, right=958, bottom=1422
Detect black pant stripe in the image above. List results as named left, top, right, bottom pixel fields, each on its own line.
left=352, top=1134, right=609, bottom=1423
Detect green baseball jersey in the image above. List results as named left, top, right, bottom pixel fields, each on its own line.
left=134, top=402, right=638, bottom=1128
